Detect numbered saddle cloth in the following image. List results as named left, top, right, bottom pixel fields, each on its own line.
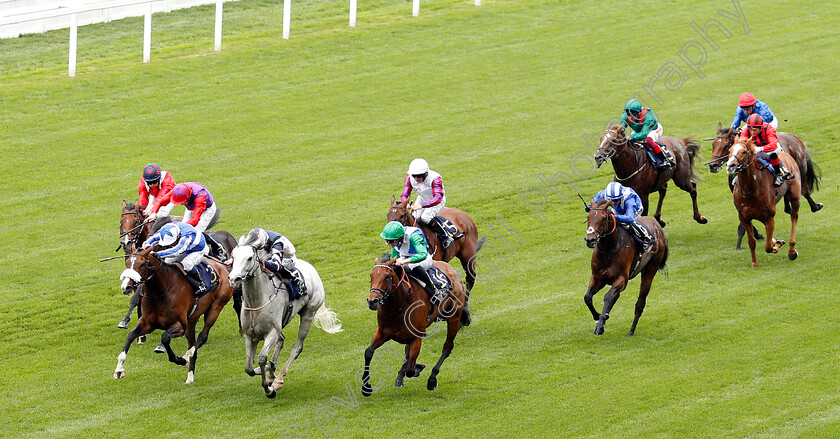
left=427, top=265, right=453, bottom=305
left=195, top=260, right=220, bottom=298
left=432, top=216, right=465, bottom=240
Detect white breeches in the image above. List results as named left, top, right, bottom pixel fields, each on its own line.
left=412, top=199, right=445, bottom=225
left=165, top=246, right=209, bottom=271
left=405, top=254, right=433, bottom=271
left=646, top=123, right=664, bottom=142
left=183, top=204, right=219, bottom=233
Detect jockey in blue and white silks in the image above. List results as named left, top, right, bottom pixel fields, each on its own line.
left=143, top=221, right=209, bottom=292
left=247, top=227, right=306, bottom=298
left=592, top=182, right=654, bottom=253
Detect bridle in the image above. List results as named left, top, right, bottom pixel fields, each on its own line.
left=728, top=142, right=756, bottom=175
left=119, top=209, right=146, bottom=252
left=370, top=264, right=411, bottom=304
left=708, top=133, right=734, bottom=169
left=124, top=252, right=166, bottom=298
left=388, top=205, right=413, bottom=226
left=232, top=246, right=284, bottom=312
left=598, top=129, right=648, bottom=182
left=586, top=206, right=620, bottom=252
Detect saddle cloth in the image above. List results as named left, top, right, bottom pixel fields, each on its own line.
left=195, top=260, right=220, bottom=298
left=428, top=265, right=453, bottom=305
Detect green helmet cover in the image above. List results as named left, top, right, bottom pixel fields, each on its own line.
left=381, top=221, right=406, bottom=240
left=624, top=98, right=643, bottom=113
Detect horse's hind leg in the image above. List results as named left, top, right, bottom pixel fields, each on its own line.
left=628, top=270, right=655, bottom=336
left=161, top=324, right=187, bottom=367
left=401, top=338, right=423, bottom=382
left=675, top=174, right=708, bottom=224
left=595, top=280, right=626, bottom=335
left=654, top=186, right=667, bottom=227
left=460, top=253, right=476, bottom=294
left=427, top=318, right=460, bottom=391
left=787, top=195, right=800, bottom=260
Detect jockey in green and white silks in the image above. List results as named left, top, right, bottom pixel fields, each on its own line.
left=620, top=99, right=675, bottom=170
left=381, top=221, right=439, bottom=298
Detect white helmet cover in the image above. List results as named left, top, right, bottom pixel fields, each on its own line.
left=408, top=158, right=430, bottom=176
left=605, top=182, right=624, bottom=200
left=158, top=223, right=180, bottom=246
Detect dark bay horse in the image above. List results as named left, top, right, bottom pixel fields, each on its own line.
left=361, top=256, right=469, bottom=394
left=709, top=124, right=822, bottom=248
left=114, top=247, right=234, bottom=383
left=583, top=199, right=668, bottom=336
left=387, top=196, right=484, bottom=293
left=726, top=138, right=801, bottom=267
left=118, top=201, right=241, bottom=332
left=594, top=125, right=707, bottom=227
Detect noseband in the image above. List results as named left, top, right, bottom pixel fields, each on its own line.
left=587, top=207, right=617, bottom=244
left=370, top=264, right=411, bottom=303
left=119, top=210, right=146, bottom=252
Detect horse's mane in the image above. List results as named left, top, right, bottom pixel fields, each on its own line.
left=378, top=252, right=392, bottom=263
left=152, top=216, right=173, bottom=232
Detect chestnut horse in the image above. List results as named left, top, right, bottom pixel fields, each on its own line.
left=726, top=138, right=801, bottom=267
left=118, top=201, right=241, bottom=332
left=361, top=256, right=469, bottom=394
left=387, top=196, right=484, bottom=292
left=583, top=199, right=668, bottom=336
left=594, top=125, right=707, bottom=227
left=114, top=247, right=234, bottom=383
left=708, top=124, right=822, bottom=249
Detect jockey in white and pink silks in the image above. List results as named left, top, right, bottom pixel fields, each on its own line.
left=400, top=158, right=453, bottom=247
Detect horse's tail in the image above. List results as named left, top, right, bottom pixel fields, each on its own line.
left=314, top=303, right=343, bottom=334
left=681, top=136, right=702, bottom=183
left=804, top=143, right=822, bottom=193
left=658, top=242, right=669, bottom=272
left=475, top=235, right=487, bottom=253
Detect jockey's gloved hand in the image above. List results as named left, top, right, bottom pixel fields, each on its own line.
left=264, top=259, right=280, bottom=272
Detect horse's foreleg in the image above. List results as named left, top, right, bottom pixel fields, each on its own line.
left=595, top=280, right=626, bottom=335
left=361, top=330, right=388, bottom=397
left=654, top=186, right=667, bottom=227
left=764, top=217, right=785, bottom=254
left=275, top=311, right=316, bottom=391
left=183, top=322, right=197, bottom=384
left=640, top=193, right=650, bottom=217
left=788, top=196, right=800, bottom=260
left=258, top=329, right=280, bottom=398
left=118, top=290, right=141, bottom=329
left=114, top=322, right=148, bottom=379
left=161, top=324, right=187, bottom=367
left=584, top=277, right=606, bottom=321
left=628, top=271, right=655, bottom=337
left=244, top=335, right=259, bottom=376
left=427, top=317, right=459, bottom=391
left=403, top=338, right=423, bottom=380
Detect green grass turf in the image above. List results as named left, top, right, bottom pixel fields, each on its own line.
left=1, top=0, right=839, bottom=437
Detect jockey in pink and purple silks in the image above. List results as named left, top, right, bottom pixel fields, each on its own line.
left=147, top=182, right=220, bottom=233
left=400, top=158, right=454, bottom=247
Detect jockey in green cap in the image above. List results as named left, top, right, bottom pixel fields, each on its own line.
left=620, top=99, right=675, bottom=170
left=380, top=221, right=441, bottom=301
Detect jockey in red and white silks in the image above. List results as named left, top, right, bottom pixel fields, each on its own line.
left=400, top=158, right=446, bottom=226
left=137, top=164, right=176, bottom=216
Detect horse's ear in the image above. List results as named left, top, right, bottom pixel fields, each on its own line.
left=122, top=200, right=127, bottom=208
left=391, top=194, right=396, bottom=205
left=717, top=122, right=723, bottom=130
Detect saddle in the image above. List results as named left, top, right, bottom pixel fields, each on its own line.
left=642, top=143, right=674, bottom=169
left=267, top=267, right=307, bottom=301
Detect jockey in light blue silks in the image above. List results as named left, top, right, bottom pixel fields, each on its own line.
left=143, top=221, right=210, bottom=293
left=247, top=228, right=307, bottom=299
left=592, top=182, right=654, bottom=253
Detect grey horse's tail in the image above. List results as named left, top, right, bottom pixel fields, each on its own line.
left=314, top=304, right=343, bottom=334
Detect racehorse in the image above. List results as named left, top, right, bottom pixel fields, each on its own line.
left=228, top=238, right=342, bottom=399
left=708, top=123, right=822, bottom=249
left=361, top=256, right=469, bottom=394
left=594, top=125, right=708, bottom=227
left=114, top=247, right=234, bottom=383
left=387, top=196, right=484, bottom=293
left=118, top=202, right=242, bottom=333
left=583, top=198, right=668, bottom=336
left=726, top=138, right=801, bottom=267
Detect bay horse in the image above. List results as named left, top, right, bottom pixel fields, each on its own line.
left=387, top=196, right=484, bottom=293
left=594, top=125, right=707, bottom=227
left=114, top=246, right=234, bottom=383
left=118, top=202, right=242, bottom=333
left=228, top=238, right=342, bottom=399
left=583, top=198, right=668, bottom=336
left=361, top=256, right=469, bottom=394
left=708, top=123, right=822, bottom=249
left=726, top=138, right=801, bottom=267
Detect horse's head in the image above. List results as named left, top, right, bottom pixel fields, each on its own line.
left=594, top=125, right=627, bottom=168
left=584, top=200, right=616, bottom=248
left=709, top=123, right=736, bottom=173
left=119, top=247, right=160, bottom=295
left=368, top=255, right=404, bottom=310
left=387, top=195, right=412, bottom=226
left=120, top=201, right=148, bottom=253
left=228, top=244, right=260, bottom=288
left=726, top=138, right=755, bottom=175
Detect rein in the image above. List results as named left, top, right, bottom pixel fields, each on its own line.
left=237, top=249, right=284, bottom=312
left=370, top=263, right=411, bottom=303
left=588, top=207, right=622, bottom=254
left=603, top=138, right=647, bottom=182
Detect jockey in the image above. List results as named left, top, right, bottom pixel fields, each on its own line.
left=739, top=114, right=793, bottom=187
left=137, top=164, right=176, bottom=216
left=620, top=98, right=675, bottom=170
left=247, top=228, right=306, bottom=299
left=381, top=221, right=439, bottom=299
left=142, top=222, right=209, bottom=294
left=593, top=182, right=654, bottom=253
left=147, top=182, right=220, bottom=233
left=400, top=158, right=455, bottom=248
left=731, top=92, right=778, bottom=132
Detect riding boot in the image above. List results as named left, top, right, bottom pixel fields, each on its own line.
left=186, top=267, right=207, bottom=295
left=630, top=221, right=654, bottom=253
left=409, top=266, right=441, bottom=322
left=656, top=149, right=675, bottom=170
left=430, top=220, right=454, bottom=249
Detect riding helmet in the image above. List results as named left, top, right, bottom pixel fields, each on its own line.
left=143, top=163, right=162, bottom=183
left=171, top=183, right=192, bottom=204
left=746, top=113, right=764, bottom=128
left=380, top=221, right=406, bottom=240
left=738, top=92, right=756, bottom=107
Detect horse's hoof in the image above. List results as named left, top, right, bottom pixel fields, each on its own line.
left=266, top=388, right=277, bottom=399
left=361, top=385, right=373, bottom=397
left=114, top=371, right=125, bottom=379
left=176, top=357, right=188, bottom=367
left=789, top=250, right=798, bottom=261
left=185, top=372, right=194, bottom=384
left=427, top=377, right=438, bottom=391
left=412, top=364, right=426, bottom=378
left=154, top=344, right=165, bottom=354
left=812, top=203, right=823, bottom=213
left=594, top=327, right=604, bottom=336
left=137, top=335, right=146, bottom=345
left=394, top=379, right=405, bottom=388
left=657, top=220, right=666, bottom=227
left=696, top=216, right=708, bottom=224
left=755, top=233, right=764, bottom=240
left=117, top=320, right=129, bottom=329
left=751, top=262, right=758, bottom=268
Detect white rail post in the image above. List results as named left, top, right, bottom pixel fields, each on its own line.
left=412, top=0, right=419, bottom=16
left=349, top=0, right=356, bottom=27
left=282, top=0, right=290, bottom=39
left=475, top=0, right=481, bottom=5
left=68, top=13, right=77, bottom=77
left=214, top=0, right=222, bottom=51
left=143, top=3, right=151, bottom=63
